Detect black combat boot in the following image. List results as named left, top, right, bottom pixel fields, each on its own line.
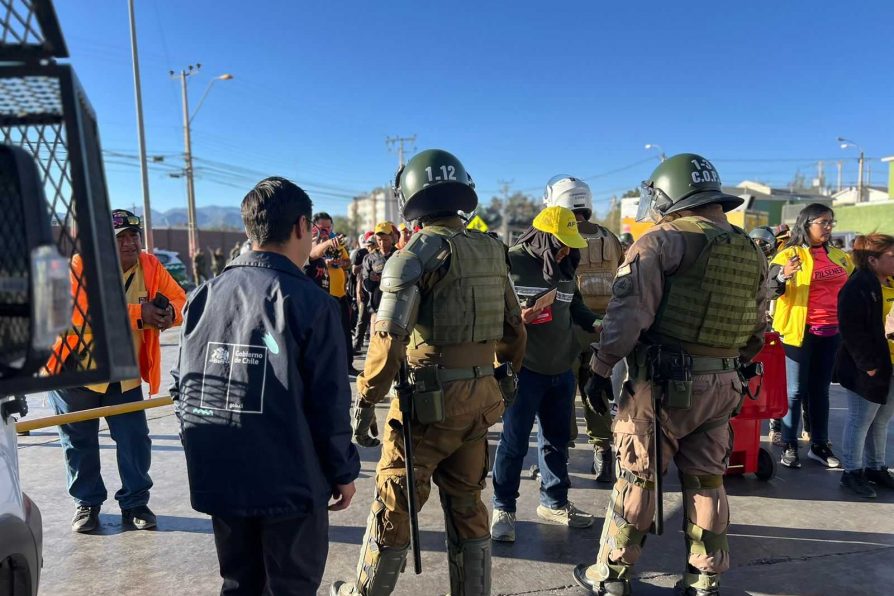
left=864, top=467, right=894, bottom=489
left=593, top=446, right=614, bottom=483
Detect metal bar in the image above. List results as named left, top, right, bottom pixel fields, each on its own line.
left=15, top=395, right=173, bottom=432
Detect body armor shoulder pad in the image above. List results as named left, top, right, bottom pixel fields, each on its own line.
left=407, top=229, right=452, bottom=272
left=380, top=250, right=424, bottom=292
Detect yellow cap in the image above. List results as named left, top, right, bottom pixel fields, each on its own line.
left=532, top=206, right=587, bottom=248
left=374, top=221, right=395, bottom=235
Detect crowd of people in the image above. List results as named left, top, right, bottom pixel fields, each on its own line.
left=43, top=150, right=894, bottom=596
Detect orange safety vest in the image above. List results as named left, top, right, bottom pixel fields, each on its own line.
left=46, top=251, right=186, bottom=395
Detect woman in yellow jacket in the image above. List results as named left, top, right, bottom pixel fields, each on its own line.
left=769, top=204, right=853, bottom=469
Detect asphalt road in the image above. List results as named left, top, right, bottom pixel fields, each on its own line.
left=16, top=329, right=894, bottom=595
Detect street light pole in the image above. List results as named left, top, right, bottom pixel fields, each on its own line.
left=171, top=66, right=233, bottom=258
left=127, top=0, right=153, bottom=251
left=175, top=66, right=200, bottom=258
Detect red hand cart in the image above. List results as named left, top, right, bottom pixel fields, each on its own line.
left=726, top=332, right=788, bottom=480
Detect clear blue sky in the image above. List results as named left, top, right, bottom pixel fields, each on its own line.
left=55, top=0, right=894, bottom=219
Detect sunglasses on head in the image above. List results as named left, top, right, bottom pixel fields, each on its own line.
left=113, top=213, right=141, bottom=229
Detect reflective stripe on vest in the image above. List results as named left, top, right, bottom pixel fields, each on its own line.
left=652, top=217, right=762, bottom=349
left=413, top=226, right=507, bottom=345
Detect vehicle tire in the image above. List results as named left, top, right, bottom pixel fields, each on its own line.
left=756, top=447, right=776, bottom=481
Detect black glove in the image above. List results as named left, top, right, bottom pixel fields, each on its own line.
left=583, top=373, right=612, bottom=415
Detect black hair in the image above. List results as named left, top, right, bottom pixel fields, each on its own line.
left=312, top=211, right=332, bottom=224
left=786, top=203, right=833, bottom=248
left=241, top=177, right=312, bottom=246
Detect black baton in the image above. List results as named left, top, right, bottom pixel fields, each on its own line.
left=652, top=389, right=664, bottom=536
left=396, top=359, right=422, bottom=574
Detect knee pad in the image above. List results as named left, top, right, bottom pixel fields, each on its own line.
left=595, top=476, right=650, bottom=577
left=355, top=500, right=408, bottom=596
left=685, top=520, right=729, bottom=558
left=681, top=472, right=729, bottom=573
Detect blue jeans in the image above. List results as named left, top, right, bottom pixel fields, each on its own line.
left=48, top=384, right=153, bottom=509
left=782, top=332, right=839, bottom=445
left=492, top=368, right=575, bottom=512
left=841, top=378, right=894, bottom=471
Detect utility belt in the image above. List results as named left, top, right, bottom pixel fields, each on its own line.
left=408, top=364, right=494, bottom=425
left=628, top=343, right=762, bottom=410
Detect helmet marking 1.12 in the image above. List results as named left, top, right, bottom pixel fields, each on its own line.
left=394, top=149, right=477, bottom=221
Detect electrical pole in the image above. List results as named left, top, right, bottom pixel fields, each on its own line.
left=128, top=0, right=153, bottom=251
left=857, top=150, right=865, bottom=203
left=386, top=135, right=416, bottom=223
left=172, top=65, right=201, bottom=258
left=498, top=179, right=513, bottom=244
left=836, top=160, right=842, bottom=193
left=386, top=134, right=417, bottom=169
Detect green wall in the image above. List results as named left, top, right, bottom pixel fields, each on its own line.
left=835, top=202, right=894, bottom=234
left=751, top=199, right=784, bottom=225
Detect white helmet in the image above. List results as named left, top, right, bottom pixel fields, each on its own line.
left=543, top=175, right=593, bottom=220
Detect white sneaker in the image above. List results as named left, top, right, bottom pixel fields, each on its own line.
left=490, top=509, right=516, bottom=542
left=536, top=502, right=594, bottom=528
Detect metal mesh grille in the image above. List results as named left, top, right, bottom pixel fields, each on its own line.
left=0, top=75, right=62, bottom=120
left=0, top=0, right=43, bottom=47
left=0, top=75, right=96, bottom=375
left=0, top=155, right=30, bottom=366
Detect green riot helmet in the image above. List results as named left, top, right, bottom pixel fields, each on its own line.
left=749, top=226, right=777, bottom=257
left=619, top=232, right=634, bottom=246
left=395, top=149, right=478, bottom=221
left=636, top=153, right=743, bottom=223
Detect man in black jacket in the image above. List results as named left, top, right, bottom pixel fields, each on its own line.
left=171, top=177, right=360, bottom=595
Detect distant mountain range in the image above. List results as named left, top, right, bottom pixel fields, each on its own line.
left=131, top=206, right=243, bottom=230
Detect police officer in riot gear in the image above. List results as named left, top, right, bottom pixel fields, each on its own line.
left=543, top=175, right=625, bottom=481
left=572, top=154, right=768, bottom=596
left=332, top=149, right=526, bottom=596
left=748, top=226, right=778, bottom=259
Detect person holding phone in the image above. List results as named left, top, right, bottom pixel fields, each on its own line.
left=46, top=209, right=187, bottom=533
left=312, top=212, right=356, bottom=373
left=769, top=203, right=853, bottom=469
left=490, top=205, right=601, bottom=543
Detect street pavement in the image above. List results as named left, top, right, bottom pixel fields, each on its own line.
left=16, top=328, right=894, bottom=595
